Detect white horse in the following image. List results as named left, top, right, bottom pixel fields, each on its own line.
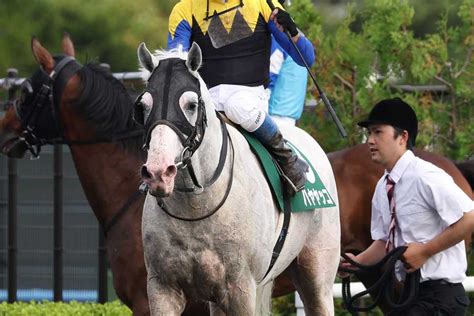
left=136, top=42, right=340, bottom=315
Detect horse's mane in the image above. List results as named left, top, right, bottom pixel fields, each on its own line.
left=456, top=160, right=474, bottom=191
left=152, top=48, right=188, bottom=63
left=72, top=62, right=145, bottom=159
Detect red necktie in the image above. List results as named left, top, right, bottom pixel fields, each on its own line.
left=385, top=175, right=396, bottom=253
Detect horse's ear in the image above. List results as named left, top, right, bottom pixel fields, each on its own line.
left=186, top=42, right=202, bottom=73
left=137, top=42, right=155, bottom=73
left=62, top=32, right=75, bottom=57
left=31, top=36, right=54, bottom=73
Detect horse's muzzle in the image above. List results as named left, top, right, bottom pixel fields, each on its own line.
left=140, top=164, right=177, bottom=198
left=1, top=137, right=28, bottom=158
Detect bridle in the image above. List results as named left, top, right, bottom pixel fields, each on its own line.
left=135, top=58, right=234, bottom=221
left=13, top=56, right=142, bottom=159
left=13, top=56, right=79, bottom=157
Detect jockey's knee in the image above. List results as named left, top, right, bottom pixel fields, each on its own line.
left=225, top=107, right=266, bottom=132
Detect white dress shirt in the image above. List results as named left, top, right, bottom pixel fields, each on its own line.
left=371, top=150, right=474, bottom=283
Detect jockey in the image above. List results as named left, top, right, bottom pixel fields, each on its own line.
left=167, top=0, right=315, bottom=196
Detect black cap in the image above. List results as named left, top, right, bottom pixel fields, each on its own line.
left=358, top=97, right=418, bottom=146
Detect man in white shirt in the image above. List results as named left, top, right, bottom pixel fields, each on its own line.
left=343, top=97, right=474, bottom=315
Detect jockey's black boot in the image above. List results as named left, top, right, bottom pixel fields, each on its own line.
left=252, top=116, right=308, bottom=197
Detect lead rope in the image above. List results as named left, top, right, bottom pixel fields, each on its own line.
left=339, top=246, right=420, bottom=315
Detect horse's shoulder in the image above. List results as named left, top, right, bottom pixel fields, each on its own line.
left=328, top=144, right=382, bottom=181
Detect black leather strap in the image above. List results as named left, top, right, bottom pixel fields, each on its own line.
left=262, top=191, right=292, bottom=280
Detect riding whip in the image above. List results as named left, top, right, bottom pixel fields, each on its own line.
left=267, top=0, right=347, bottom=138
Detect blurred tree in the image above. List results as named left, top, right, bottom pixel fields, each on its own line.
left=292, top=0, right=473, bottom=160
left=0, top=0, right=177, bottom=75
left=313, top=0, right=465, bottom=38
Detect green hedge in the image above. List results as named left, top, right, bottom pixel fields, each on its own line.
left=0, top=301, right=131, bottom=316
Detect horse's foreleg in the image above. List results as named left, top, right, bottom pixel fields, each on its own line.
left=215, top=279, right=258, bottom=316
left=147, top=275, right=186, bottom=316
left=209, top=302, right=225, bottom=316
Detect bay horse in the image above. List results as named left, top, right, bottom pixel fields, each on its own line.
left=135, top=42, right=341, bottom=315
left=0, top=34, right=206, bottom=315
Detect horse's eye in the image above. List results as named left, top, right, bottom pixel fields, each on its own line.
left=185, top=102, right=197, bottom=112
left=179, top=91, right=198, bottom=114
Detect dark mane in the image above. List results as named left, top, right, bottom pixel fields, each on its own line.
left=456, top=160, right=474, bottom=191
left=73, top=62, right=145, bottom=159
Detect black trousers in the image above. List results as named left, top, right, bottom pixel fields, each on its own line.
left=391, top=280, right=470, bottom=316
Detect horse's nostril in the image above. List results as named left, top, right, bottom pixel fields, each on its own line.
left=141, top=165, right=152, bottom=179
left=164, top=165, right=177, bottom=179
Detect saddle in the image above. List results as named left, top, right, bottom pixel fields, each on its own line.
left=217, top=112, right=335, bottom=213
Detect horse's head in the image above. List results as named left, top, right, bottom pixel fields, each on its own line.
left=0, top=34, right=81, bottom=158
left=135, top=43, right=213, bottom=197
left=1, top=34, right=140, bottom=159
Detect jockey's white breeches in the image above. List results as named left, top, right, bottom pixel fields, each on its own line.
left=209, top=84, right=269, bottom=132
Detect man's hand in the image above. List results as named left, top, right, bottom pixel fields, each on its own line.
left=402, top=242, right=430, bottom=273
left=338, top=253, right=358, bottom=278
left=270, top=8, right=298, bottom=39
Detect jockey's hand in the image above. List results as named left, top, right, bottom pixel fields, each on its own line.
left=402, top=242, right=429, bottom=273
left=270, top=8, right=298, bottom=38
left=338, top=253, right=357, bottom=278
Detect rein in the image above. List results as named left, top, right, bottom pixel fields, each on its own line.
left=339, top=246, right=420, bottom=315
left=157, top=115, right=234, bottom=221
left=102, top=189, right=143, bottom=236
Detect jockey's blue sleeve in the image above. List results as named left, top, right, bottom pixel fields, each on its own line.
left=168, top=20, right=192, bottom=50
left=268, top=20, right=315, bottom=67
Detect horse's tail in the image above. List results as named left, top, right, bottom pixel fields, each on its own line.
left=256, top=280, right=274, bottom=315
left=455, top=160, right=474, bottom=193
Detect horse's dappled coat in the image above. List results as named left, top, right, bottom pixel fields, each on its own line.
left=137, top=43, right=341, bottom=315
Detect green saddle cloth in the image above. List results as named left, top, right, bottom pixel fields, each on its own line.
left=240, top=131, right=336, bottom=212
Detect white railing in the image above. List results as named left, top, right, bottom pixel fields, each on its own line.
left=295, top=277, right=474, bottom=314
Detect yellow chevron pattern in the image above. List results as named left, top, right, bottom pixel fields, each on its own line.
left=169, top=0, right=282, bottom=38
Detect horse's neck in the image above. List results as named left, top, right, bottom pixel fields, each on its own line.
left=68, top=143, right=143, bottom=224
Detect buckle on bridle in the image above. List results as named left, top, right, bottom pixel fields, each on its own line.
left=175, top=146, right=192, bottom=169
left=21, top=129, right=41, bottom=159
